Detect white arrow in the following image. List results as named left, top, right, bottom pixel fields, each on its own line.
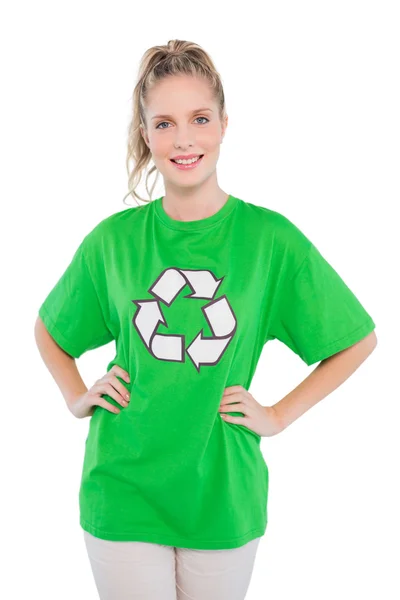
left=132, top=300, right=166, bottom=347
left=150, top=269, right=188, bottom=305
left=180, top=269, right=223, bottom=298
left=186, top=332, right=232, bottom=370
left=151, top=333, right=184, bottom=361
left=203, top=297, right=236, bottom=337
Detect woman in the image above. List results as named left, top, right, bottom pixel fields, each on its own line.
left=35, top=39, right=377, bottom=600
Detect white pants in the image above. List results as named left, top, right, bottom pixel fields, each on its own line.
left=83, top=529, right=262, bottom=600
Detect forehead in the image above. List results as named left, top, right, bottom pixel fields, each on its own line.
left=146, top=75, right=215, bottom=117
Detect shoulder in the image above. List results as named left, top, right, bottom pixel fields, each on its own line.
left=238, top=199, right=313, bottom=260
left=81, top=201, right=151, bottom=252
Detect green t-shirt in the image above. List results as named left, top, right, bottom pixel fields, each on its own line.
left=38, top=194, right=376, bottom=549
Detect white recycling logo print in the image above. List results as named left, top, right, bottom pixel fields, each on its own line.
left=132, top=267, right=237, bottom=372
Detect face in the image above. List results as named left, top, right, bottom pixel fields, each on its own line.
left=140, top=74, right=228, bottom=188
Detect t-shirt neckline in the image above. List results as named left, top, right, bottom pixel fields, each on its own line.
left=154, top=194, right=238, bottom=231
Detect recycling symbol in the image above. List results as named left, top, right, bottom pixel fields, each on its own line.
left=132, top=267, right=237, bottom=372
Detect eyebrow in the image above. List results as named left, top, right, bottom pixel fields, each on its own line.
left=151, top=108, right=213, bottom=121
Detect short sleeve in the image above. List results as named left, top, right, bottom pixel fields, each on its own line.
left=38, top=239, right=114, bottom=358
left=267, top=242, right=376, bottom=366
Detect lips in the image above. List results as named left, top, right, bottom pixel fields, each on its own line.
left=170, top=154, right=204, bottom=163
left=169, top=154, right=205, bottom=171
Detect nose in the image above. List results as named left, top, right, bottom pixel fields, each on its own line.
left=173, top=127, right=194, bottom=150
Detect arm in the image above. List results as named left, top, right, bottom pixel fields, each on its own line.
left=271, top=330, right=378, bottom=432
left=34, top=316, right=88, bottom=413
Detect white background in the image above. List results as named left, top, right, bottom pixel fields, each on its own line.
left=1, top=1, right=398, bottom=598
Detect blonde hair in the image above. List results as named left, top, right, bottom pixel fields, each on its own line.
left=122, top=39, right=227, bottom=207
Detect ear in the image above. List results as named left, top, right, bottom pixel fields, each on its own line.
left=222, top=114, right=228, bottom=138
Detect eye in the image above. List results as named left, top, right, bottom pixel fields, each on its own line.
left=155, top=117, right=210, bottom=130
left=155, top=121, right=170, bottom=130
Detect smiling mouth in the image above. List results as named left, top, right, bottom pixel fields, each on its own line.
left=170, top=154, right=204, bottom=163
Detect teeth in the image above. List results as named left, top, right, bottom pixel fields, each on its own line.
left=173, top=155, right=201, bottom=165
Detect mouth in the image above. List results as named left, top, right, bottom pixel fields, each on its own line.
left=169, top=154, right=204, bottom=170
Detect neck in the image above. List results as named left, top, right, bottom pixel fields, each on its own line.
left=162, top=182, right=229, bottom=222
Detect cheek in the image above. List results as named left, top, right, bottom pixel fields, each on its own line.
left=149, top=138, right=168, bottom=158
left=199, top=128, right=223, bottom=151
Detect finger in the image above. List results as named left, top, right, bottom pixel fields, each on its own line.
left=110, top=364, right=131, bottom=383
left=219, top=401, right=242, bottom=411
left=94, top=382, right=129, bottom=408
left=219, top=402, right=248, bottom=414
left=108, top=374, right=131, bottom=403
left=220, top=414, right=249, bottom=426
left=93, top=396, right=121, bottom=414
left=221, top=392, right=241, bottom=406
left=220, top=396, right=250, bottom=409
left=223, top=385, right=244, bottom=396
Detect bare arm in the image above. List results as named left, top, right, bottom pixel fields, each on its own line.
left=34, top=316, right=88, bottom=412
left=271, top=330, right=378, bottom=432
left=34, top=316, right=132, bottom=418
